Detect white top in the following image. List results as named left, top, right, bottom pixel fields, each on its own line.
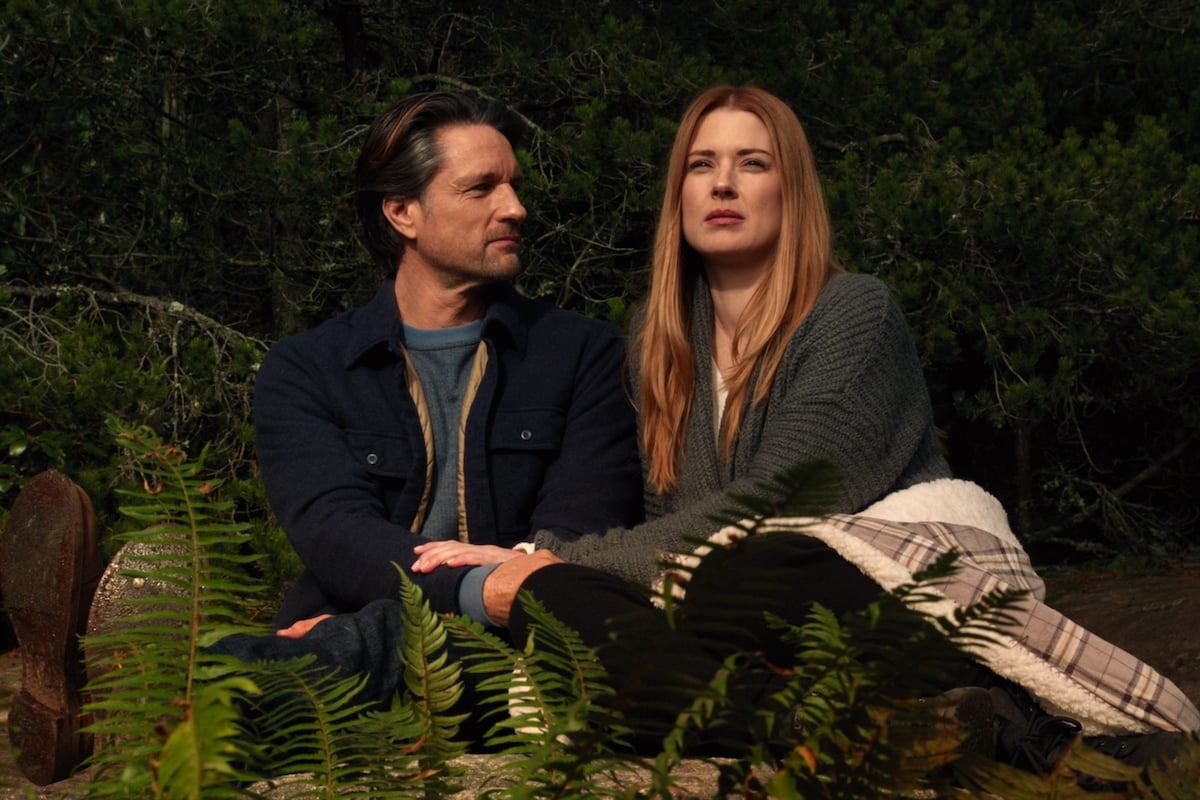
left=711, top=359, right=728, bottom=442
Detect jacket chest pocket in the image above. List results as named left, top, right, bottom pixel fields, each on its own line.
left=487, top=409, right=566, bottom=536
left=345, top=430, right=423, bottom=523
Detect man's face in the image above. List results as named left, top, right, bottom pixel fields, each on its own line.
left=397, top=124, right=527, bottom=289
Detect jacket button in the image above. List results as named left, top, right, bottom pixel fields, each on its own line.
left=366, top=453, right=379, bottom=465
left=520, top=429, right=533, bottom=441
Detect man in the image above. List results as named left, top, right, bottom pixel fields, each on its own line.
left=255, top=91, right=641, bottom=631
left=0, top=91, right=642, bottom=785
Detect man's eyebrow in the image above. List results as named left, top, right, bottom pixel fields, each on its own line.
left=455, top=169, right=523, bottom=186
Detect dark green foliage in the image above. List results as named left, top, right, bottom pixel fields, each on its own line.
left=751, top=562, right=1012, bottom=797
left=241, top=658, right=433, bottom=799
left=4, top=0, right=1197, bottom=557
left=962, top=733, right=1200, bottom=799
left=0, top=285, right=293, bottom=602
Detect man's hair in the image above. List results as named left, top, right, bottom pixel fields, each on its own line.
left=355, top=92, right=526, bottom=273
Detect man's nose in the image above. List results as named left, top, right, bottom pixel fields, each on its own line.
left=498, top=184, right=526, bottom=221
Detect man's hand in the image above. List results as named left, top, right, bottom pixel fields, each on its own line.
left=276, top=614, right=333, bottom=639
left=411, top=541, right=522, bottom=573
left=482, top=550, right=562, bottom=627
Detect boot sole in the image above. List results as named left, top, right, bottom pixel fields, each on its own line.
left=0, top=471, right=98, bottom=785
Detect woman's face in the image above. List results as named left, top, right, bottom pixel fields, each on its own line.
left=680, top=108, right=783, bottom=276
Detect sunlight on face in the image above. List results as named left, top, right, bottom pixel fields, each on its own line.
left=681, top=109, right=783, bottom=278
left=407, top=124, right=528, bottom=287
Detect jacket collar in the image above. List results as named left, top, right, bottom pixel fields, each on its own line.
left=342, top=280, right=526, bottom=368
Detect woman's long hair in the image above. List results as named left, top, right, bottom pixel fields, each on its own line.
left=637, top=85, right=841, bottom=494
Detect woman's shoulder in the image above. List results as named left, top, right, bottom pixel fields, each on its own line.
left=818, top=270, right=895, bottom=308
left=803, top=270, right=901, bottom=332
left=778, top=271, right=913, bottom=371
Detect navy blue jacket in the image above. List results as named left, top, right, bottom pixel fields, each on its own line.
left=255, top=281, right=643, bottom=625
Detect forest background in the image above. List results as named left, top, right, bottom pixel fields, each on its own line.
left=2, top=0, right=1197, bottom=603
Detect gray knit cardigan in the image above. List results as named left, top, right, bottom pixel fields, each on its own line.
left=534, top=270, right=950, bottom=585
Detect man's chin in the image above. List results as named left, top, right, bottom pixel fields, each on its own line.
left=485, top=257, right=523, bottom=282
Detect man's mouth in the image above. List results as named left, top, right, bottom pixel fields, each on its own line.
left=488, top=229, right=522, bottom=246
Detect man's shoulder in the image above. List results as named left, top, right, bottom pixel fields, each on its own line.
left=491, top=287, right=621, bottom=343
left=265, top=283, right=395, bottom=365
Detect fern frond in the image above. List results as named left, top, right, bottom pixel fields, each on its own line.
left=1142, top=732, right=1200, bottom=798
left=445, top=593, right=642, bottom=798
left=239, top=654, right=441, bottom=799
left=80, top=423, right=268, bottom=797
left=703, top=458, right=845, bottom=533
left=654, top=458, right=843, bottom=618
left=154, top=672, right=262, bottom=799
left=960, top=731, right=1200, bottom=800
left=744, top=569, right=1023, bottom=797
left=396, top=569, right=469, bottom=768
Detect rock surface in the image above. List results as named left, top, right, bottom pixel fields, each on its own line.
left=3, top=558, right=1198, bottom=799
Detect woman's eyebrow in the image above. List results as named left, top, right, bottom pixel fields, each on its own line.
left=687, top=147, right=773, bottom=158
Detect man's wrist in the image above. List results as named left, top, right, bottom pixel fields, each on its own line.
left=458, top=563, right=502, bottom=626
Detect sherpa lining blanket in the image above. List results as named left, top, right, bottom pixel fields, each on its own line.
left=720, top=479, right=1200, bottom=736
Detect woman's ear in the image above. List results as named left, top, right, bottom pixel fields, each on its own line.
left=381, top=195, right=421, bottom=240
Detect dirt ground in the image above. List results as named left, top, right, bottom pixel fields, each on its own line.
left=1039, top=557, right=1200, bottom=704
left=2, top=557, right=1199, bottom=799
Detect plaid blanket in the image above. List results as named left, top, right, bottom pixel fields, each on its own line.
left=767, top=510, right=1200, bottom=735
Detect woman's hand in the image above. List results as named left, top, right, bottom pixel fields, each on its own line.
left=411, top=541, right=522, bottom=573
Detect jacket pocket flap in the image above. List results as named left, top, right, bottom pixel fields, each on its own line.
left=345, top=430, right=414, bottom=477
left=489, top=409, right=566, bottom=450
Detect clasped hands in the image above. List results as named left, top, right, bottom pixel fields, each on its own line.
left=275, top=542, right=560, bottom=638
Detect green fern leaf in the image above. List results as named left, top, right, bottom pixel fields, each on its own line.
left=241, top=654, right=440, bottom=799
left=80, top=422, right=268, bottom=797
left=396, top=569, right=469, bottom=767
left=445, top=594, right=642, bottom=798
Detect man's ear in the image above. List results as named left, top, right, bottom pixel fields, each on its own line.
left=381, top=195, right=421, bottom=240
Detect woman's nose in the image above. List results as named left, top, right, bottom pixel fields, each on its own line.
left=711, top=182, right=736, bottom=199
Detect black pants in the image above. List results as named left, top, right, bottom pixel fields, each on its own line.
left=508, top=532, right=882, bottom=748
